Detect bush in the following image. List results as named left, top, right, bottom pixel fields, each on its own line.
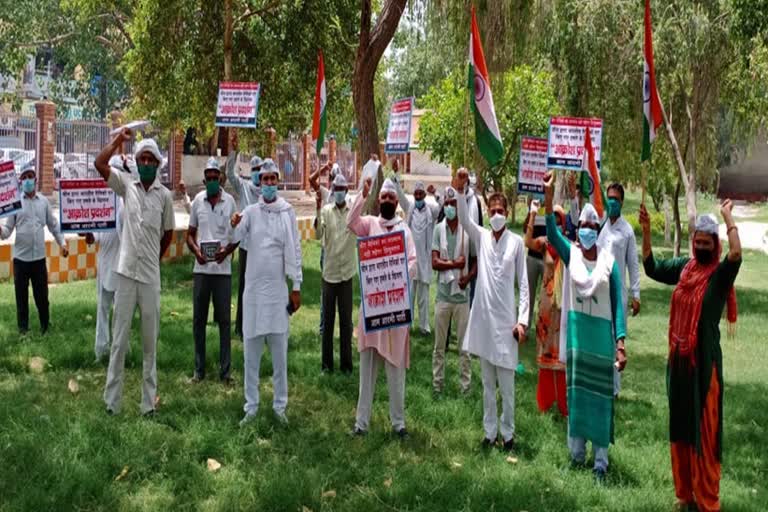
left=625, top=210, right=666, bottom=239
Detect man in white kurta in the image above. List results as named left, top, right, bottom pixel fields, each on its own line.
left=396, top=180, right=440, bottom=334
left=233, top=160, right=302, bottom=426
left=597, top=182, right=640, bottom=397
left=455, top=172, right=529, bottom=451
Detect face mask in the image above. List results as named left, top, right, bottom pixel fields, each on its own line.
left=490, top=213, right=507, bottom=232
left=22, top=178, right=36, bottom=194
left=694, top=248, right=714, bottom=265
left=578, top=227, right=598, bottom=249
left=415, top=199, right=425, bottom=209
left=607, top=198, right=622, bottom=218
left=444, top=205, right=456, bottom=221
left=334, top=190, right=347, bottom=205
left=206, top=180, right=220, bottom=197
left=261, top=184, right=278, bottom=201
left=380, top=201, right=397, bottom=220
left=137, top=164, right=158, bottom=182
left=251, top=172, right=260, bottom=186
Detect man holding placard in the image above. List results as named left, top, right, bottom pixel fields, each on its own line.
left=187, top=157, right=239, bottom=384
left=94, top=130, right=175, bottom=416
left=1, top=163, right=69, bottom=334
left=347, top=177, right=417, bottom=438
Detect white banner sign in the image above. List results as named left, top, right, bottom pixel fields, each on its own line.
left=358, top=231, right=412, bottom=333
left=59, top=179, right=117, bottom=233
left=0, top=160, right=21, bottom=217
left=517, top=136, right=549, bottom=197
left=384, top=97, right=414, bottom=154
left=546, top=117, right=603, bottom=171
left=215, top=82, right=261, bottom=128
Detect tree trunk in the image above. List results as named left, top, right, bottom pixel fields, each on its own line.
left=352, top=0, right=407, bottom=160
left=663, top=194, right=671, bottom=244
left=222, top=0, right=234, bottom=155
left=660, top=99, right=697, bottom=242
left=672, top=180, right=682, bottom=257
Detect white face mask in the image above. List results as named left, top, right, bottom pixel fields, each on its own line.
left=490, top=213, right=507, bottom=232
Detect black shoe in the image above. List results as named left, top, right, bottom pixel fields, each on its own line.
left=593, top=467, right=607, bottom=484
left=395, top=428, right=409, bottom=439
left=502, top=438, right=515, bottom=452
left=41, top=327, right=48, bottom=335
left=570, top=459, right=587, bottom=470
left=143, top=409, right=156, bottom=418
left=349, top=427, right=367, bottom=437
left=221, top=376, right=235, bottom=386
left=106, top=408, right=115, bottom=416
left=481, top=437, right=496, bottom=449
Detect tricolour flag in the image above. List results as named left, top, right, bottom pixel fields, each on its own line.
left=581, top=126, right=606, bottom=218
left=468, top=6, right=503, bottom=166
left=312, top=50, right=327, bottom=156
left=642, top=0, right=663, bottom=162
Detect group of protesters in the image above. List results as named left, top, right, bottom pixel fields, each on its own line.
left=0, top=129, right=741, bottom=511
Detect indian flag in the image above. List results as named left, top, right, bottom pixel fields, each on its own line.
left=468, top=6, right=503, bottom=166
left=642, top=0, right=663, bottom=162
left=312, top=50, right=327, bottom=156
left=581, top=126, right=606, bottom=218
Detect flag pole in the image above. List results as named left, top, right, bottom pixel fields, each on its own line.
left=463, top=88, right=470, bottom=169
left=642, top=162, right=648, bottom=205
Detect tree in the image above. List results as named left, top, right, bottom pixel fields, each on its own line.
left=124, top=0, right=360, bottom=150
left=0, top=0, right=134, bottom=118
left=419, top=65, right=560, bottom=208
left=352, top=0, right=407, bottom=158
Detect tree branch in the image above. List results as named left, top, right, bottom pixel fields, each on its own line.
left=17, top=33, right=76, bottom=49
left=235, top=0, right=281, bottom=26
left=111, top=9, right=134, bottom=49
left=367, top=0, right=407, bottom=64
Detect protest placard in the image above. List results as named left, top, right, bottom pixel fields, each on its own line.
left=59, top=179, right=117, bottom=233
left=517, top=136, right=549, bottom=197
left=384, top=97, right=414, bottom=154
left=0, top=160, right=21, bottom=217
left=358, top=231, right=411, bottom=333
left=215, top=82, right=261, bottom=128
left=546, top=117, right=603, bottom=171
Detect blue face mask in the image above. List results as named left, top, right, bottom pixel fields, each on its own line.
left=334, top=190, right=347, bottom=204
left=22, top=178, right=36, bottom=194
left=415, top=199, right=425, bottom=209
left=251, top=171, right=260, bottom=186
left=607, top=198, right=622, bottom=218
left=578, top=227, right=598, bottom=250
left=444, top=205, right=456, bottom=220
left=261, top=184, right=277, bottom=201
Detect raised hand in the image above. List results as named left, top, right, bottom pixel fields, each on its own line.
left=230, top=212, right=242, bottom=228
left=720, top=199, right=734, bottom=221
left=362, top=177, right=372, bottom=199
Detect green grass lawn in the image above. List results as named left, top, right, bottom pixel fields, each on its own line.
left=0, top=241, right=766, bottom=511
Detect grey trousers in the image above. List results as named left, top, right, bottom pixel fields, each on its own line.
left=95, top=281, right=115, bottom=359
left=103, top=274, right=159, bottom=414
left=193, top=273, right=232, bottom=380
left=355, top=348, right=406, bottom=432
left=526, top=255, right=544, bottom=330
left=243, top=332, right=288, bottom=416
left=321, top=278, right=353, bottom=373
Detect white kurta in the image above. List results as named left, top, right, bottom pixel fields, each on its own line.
left=233, top=197, right=302, bottom=338
left=457, top=191, right=529, bottom=370
left=597, top=216, right=640, bottom=307
left=396, top=185, right=440, bottom=284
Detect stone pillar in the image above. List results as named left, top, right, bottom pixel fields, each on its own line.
left=302, top=133, right=311, bottom=192
left=169, top=129, right=183, bottom=189
left=265, top=127, right=277, bottom=160
left=329, top=136, right=337, bottom=164
left=35, top=101, right=56, bottom=195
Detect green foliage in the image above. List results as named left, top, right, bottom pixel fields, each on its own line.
left=0, top=242, right=766, bottom=510
left=418, top=65, right=559, bottom=195
left=123, top=0, right=360, bottom=146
